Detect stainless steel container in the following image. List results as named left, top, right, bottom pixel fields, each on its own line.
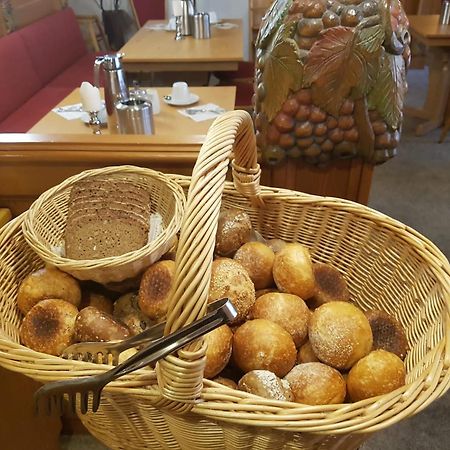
left=115, top=99, right=154, bottom=135
left=193, top=12, right=210, bottom=39
left=440, top=1, right=450, bottom=25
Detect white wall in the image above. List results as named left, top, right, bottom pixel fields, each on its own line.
left=70, top=0, right=250, bottom=60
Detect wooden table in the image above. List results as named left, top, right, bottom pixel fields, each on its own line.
left=406, top=15, right=450, bottom=136
left=120, top=20, right=243, bottom=73
left=29, top=86, right=236, bottom=136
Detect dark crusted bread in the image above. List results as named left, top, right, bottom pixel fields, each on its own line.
left=65, top=177, right=151, bottom=260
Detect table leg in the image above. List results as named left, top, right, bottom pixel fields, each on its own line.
left=405, top=47, right=450, bottom=136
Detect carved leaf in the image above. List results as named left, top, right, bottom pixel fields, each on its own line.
left=368, top=52, right=406, bottom=130
left=262, top=38, right=304, bottom=121
left=304, top=27, right=368, bottom=115
left=356, top=24, right=385, bottom=54
left=256, top=0, right=291, bottom=49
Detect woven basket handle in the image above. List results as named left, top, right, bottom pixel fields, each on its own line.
left=156, top=110, right=262, bottom=408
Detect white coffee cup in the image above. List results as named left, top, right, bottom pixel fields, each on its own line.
left=146, top=88, right=161, bottom=115
left=171, top=81, right=190, bottom=103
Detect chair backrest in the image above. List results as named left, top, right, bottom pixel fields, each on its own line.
left=249, top=0, right=272, bottom=59
left=130, top=0, right=165, bottom=27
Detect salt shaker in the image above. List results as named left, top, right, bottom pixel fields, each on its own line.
left=439, top=0, right=450, bottom=25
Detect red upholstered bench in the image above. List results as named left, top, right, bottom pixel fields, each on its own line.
left=0, top=7, right=102, bottom=132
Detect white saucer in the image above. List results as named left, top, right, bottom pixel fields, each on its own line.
left=163, top=93, right=199, bottom=106
left=80, top=108, right=107, bottom=125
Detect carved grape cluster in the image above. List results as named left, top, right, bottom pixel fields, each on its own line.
left=254, top=0, right=410, bottom=167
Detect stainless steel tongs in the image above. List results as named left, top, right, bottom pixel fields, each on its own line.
left=34, top=298, right=237, bottom=416
left=61, top=298, right=231, bottom=365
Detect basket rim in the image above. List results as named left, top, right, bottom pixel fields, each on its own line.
left=21, top=165, right=186, bottom=268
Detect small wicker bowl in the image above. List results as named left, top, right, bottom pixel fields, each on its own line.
left=21, top=165, right=185, bottom=284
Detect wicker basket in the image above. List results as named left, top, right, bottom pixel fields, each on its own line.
left=0, top=111, right=449, bottom=450
left=21, top=165, right=185, bottom=284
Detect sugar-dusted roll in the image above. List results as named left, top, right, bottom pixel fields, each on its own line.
left=215, top=208, right=253, bottom=256
left=238, top=370, right=293, bottom=401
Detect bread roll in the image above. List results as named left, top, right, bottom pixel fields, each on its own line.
left=20, top=299, right=78, bottom=356
left=309, top=263, right=350, bottom=309
left=272, top=243, right=315, bottom=300
left=267, top=238, right=287, bottom=254
left=204, top=325, right=233, bottom=379
left=364, top=309, right=408, bottom=360
left=80, top=291, right=113, bottom=315
left=284, top=362, right=346, bottom=405
left=212, top=376, right=238, bottom=390
left=309, top=301, right=372, bottom=370
left=347, top=350, right=406, bottom=402
left=208, top=258, right=255, bottom=324
left=255, top=288, right=278, bottom=299
left=215, top=208, right=252, bottom=256
left=75, top=306, right=130, bottom=342
left=238, top=370, right=294, bottom=401
left=17, top=266, right=81, bottom=315
left=233, top=319, right=297, bottom=377
left=297, top=340, right=320, bottom=363
left=249, top=292, right=310, bottom=347
left=114, top=292, right=155, bottom=336
left=138, top=260, right=175, bottom=320
left=233, top=242, right=275, bottom=290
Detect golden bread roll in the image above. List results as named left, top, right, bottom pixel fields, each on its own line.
left=20, top=299, right=78, bottom=356
left=233, top=242, right=275, bottom=290
left=75, top=306, right=130, bottom=342
left=267, top=238, right=287, bottom=254
left=208, top=258, right=255, bottom=324
left=309, top=263, right=350, bottom=309
left=272, top=243, right=315, bottom=300
left=233, top=319, right=296, bottom=377
left=138, top=260, right=175, bottom=320
left=238, top=370, right=294, bottom=401
left=17, top=266, right=81, bottom=315
left=102, top=274, right=142, bottom=293
left=297, top=340, right=320, bottom=363
left=80, top=291, right=113, bottom=315
left=284, top=362, right=346, bottom=405
left=255, top=288, right=278, bottom=298
left=212, top=376, right=238, bottom=390
left=347, top=350, right=406, bottom=402
left=204, top=324, right=233, bottom=379
left=364, top=309, right=408, bottom=360
left=215, top=208, right=252, bottom=256
left=114, top=292, right=155, bottom=336
left=309, top=301, right=373, bottom=370
left=249, top=292, right=310, bottom=347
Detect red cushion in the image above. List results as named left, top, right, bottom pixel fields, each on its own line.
left=133, top=0, right=165, bottom=26
left=48, top=52, right=102, bottom=89
left=217, top=62, right=255, bottom=81
left=0, top=32, right=42, bottom=122
left=233, top=81, right=254, bottom=108
left=0, top=86, right=72, bottom=132
left=18, top=8, right=87, bottom=86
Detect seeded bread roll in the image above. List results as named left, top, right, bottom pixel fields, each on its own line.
left=20, top=299, right=78, bottom=356
left=309, top=301, right=373, bottom=370
left=17, top=266, right=81, bottom=315
left=234, top=242, right=275, bottom=290
left=273, top=243, right=315, bottom=300
left=238, top=370, right=294, bottom=401
left=284, top=362, right=346, bottom=405
left=249, top=292, right=310, bottom=347
left=138, top=260, right=175, bottom=320
left=347, top=350, right=406, bottom=402
left=215, top=208, right=253, bottom=256
left=75, top=306, right=130, bottom=342
left=208, top=258, right=255, bottom=325
left=309, top=263, right=350, bottom=309
left=204, top=325, right=233, bottom=379
left=364, top=309, right=408, bottom=360
left=233, top=319, right=297, bottom=377
left=114, top=292, right=155, bottom=336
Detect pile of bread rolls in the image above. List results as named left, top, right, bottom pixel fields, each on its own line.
left=17, top=207, right=409, bottom=405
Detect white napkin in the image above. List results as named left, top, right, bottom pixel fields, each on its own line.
left=178, top=103, right=225, bottom=122
left=144, top=22, right=167, bottom=31
left=214, top=22, right=238, bottom=30
left=52, top=103, right=85, bottom=120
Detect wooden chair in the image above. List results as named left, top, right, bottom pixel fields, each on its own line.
left=76, top=15, right=109, bottom=52
left=129, top=0, right=165, bottom=27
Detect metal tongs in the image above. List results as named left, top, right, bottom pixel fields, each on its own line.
left=34, top=298, right=237, bottom=416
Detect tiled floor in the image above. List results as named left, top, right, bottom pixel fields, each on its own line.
left=61, top=68, right=450, bottom=449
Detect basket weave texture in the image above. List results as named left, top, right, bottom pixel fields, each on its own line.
left=21, top=165, right=186, bottom=284
left=0, top=111, right=449, bottom=450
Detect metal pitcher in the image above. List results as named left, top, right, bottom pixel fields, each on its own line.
left=94, top=53, right=129, bottom=133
